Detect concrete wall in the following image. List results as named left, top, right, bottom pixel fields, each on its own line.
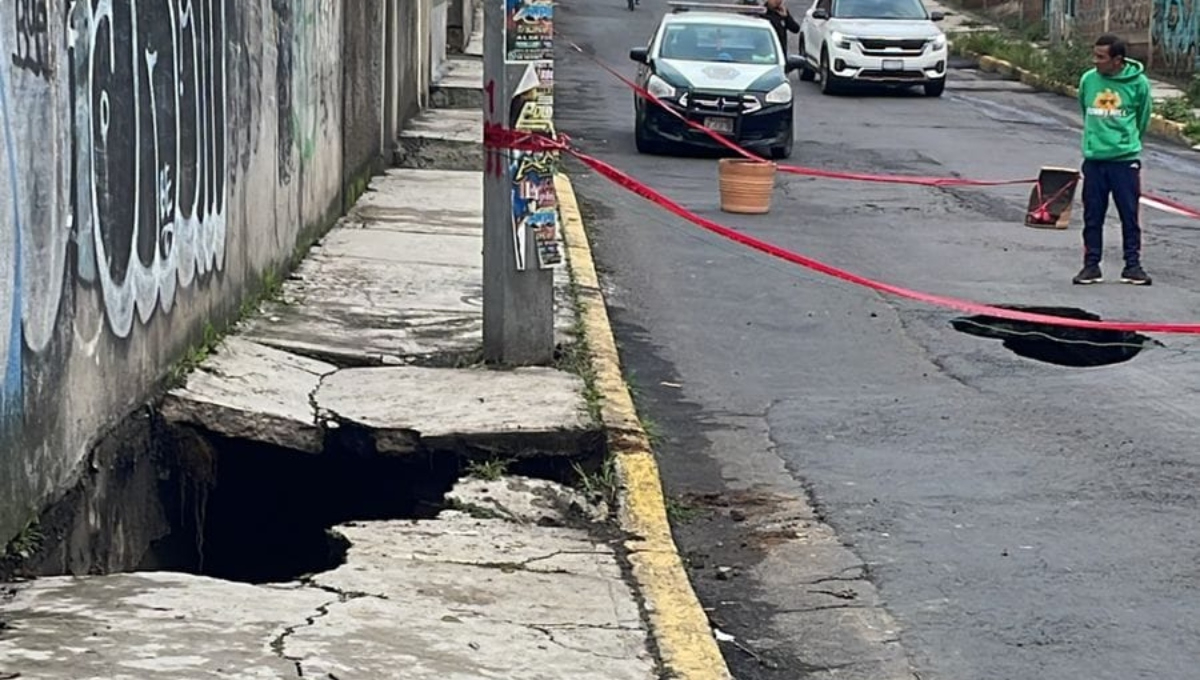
left=432, top=0, right=451, bottom=80
left=0, top=0, right=429, bottom=552
left=448, top=0, right=478, bottom=52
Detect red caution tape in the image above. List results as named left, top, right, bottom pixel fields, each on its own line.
left=559, top=143, right=1200, bottom=334
left=560, top=34, right=1200, bottom=214
left=483, top=124, right=1200, bottom=333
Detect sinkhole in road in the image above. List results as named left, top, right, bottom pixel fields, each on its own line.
left=950, top=305, right=1153, bottom=367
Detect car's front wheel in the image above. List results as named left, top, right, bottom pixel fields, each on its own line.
left=770, top=124, right=794, bottom=160
left=923, top=78, right=946, bottom=97
left=819, top=48, right=842, bottom=95
left=635, top=114, right=664, bottom=154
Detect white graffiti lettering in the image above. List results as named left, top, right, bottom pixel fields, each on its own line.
left=69, top=0, right=228, bottom=339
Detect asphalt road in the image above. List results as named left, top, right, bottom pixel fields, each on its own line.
left=554, top=2, right=1200, bottom=679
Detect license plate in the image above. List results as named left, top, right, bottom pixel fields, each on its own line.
left=705, top=117, right=734, bottom=134
left=882, top=59, right=904, bottom=71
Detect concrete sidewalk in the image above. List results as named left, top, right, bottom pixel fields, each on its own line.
left=0, top=16, right=712, bottom=680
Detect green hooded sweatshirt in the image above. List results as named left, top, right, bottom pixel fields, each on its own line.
left=1078, top=59, right=1152, bottom=161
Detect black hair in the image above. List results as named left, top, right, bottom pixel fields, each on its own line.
left=1095, top=33, right=1127, bottom=59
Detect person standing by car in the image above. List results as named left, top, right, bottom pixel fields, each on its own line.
left=1072, top=33, right=1153, bottom=286
left=762, top=0, right=800, bottom=53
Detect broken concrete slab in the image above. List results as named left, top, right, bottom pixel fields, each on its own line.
left=0, top=478, right=658, bottom=680
left=160, top=338, right=332, bottom=453
left=164, top=360, right=598, bottom=458
left=316, top=366, right=597, bottom=456
left=395, top=109, right=483, bottom=171
left=448, top=476, right=608, bottom=525
left=431, top=57, right=484, bottom=109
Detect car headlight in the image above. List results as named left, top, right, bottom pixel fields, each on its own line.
left=931, top=34, right=947, bottom=49
left=647, top=74, right=677, bottom=100
left=830, top=31, right=852, bottom=50
left=764, top=82, right=793, bottom=104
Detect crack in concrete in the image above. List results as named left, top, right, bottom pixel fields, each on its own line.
left=269, top=581, right=389, bottom=677
left=526, top=623, right=633, bottom=661
left=437, top=548, right=610, bottom=575
left=808, top=587, right=859, bottom=600
left=270, top=597, right=338, bottom=678
left=309, top=368, right=343, bottom=427
left=776, top=603, right=873, bottom=614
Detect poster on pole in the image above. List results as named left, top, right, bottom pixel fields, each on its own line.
left=509, top=62, right=562, bottom=270
left=505, top=0, right=554, bottom=63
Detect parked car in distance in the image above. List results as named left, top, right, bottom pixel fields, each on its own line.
left=629, top=1, right=806, bottom=159
left=797, top=0, right=948, bottom=96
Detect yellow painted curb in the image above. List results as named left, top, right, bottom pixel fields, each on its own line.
left=955, top=45, right=1192, bottom=147
left=555, top=173, right=733, bottom=680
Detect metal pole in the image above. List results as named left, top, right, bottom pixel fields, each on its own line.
left=482, top=0, right=556, bottom=365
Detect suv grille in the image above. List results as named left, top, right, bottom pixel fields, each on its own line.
left=858, top=37, right=928, bottom=56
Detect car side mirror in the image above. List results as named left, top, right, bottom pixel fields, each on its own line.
left=786, top=55, right=806, bottom=72
left=630, top=47, right=649, bottom=64
left=930, top=10, right=945, bottom=20
left=811, top=8, right=830, bottom=19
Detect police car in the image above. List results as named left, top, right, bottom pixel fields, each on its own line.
left=629, top=1, right=805, bottom=159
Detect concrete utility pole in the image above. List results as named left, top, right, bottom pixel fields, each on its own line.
left=482, top=0, right=560, bottom=366
left=1048, top=0, right=1064, bottom=45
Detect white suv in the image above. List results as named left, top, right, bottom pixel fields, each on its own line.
left=797, top=0, right=949, bottom=97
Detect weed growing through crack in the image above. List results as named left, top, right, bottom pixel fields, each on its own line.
left=665, top=496, right=704, bottom=524
left=573, top=457, right=619, bottom=508
left=168, top=322, right=221, bottom=388
left=466, top=458, right=512, bottom=481
left=166, top=268, right=291, bottom=389
left=3, top=519, right=43, bottom=561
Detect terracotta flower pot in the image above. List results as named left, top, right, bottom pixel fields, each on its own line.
left=718, top=158, right=776, bottom=215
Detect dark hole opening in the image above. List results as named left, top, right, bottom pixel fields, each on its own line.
left=139, top=432, right=462, bottom=584
left=950, top=305, right=1153, bottom=368
left=137, top=428, right=603, bottom=585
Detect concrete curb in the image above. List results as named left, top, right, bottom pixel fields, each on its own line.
left=555, top=173, right=734, bottom=680
left=953, top=46, right=1196, bottom=149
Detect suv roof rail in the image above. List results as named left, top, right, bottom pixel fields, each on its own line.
left=667, top=1, right=766, bottom=14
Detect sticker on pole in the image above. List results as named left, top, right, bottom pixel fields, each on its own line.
left=510, top=62, right=563, bottom=270
left=505, top=0, right=554, bottom=63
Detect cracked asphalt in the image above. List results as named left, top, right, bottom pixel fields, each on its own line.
left=555, top=1, right=1200, bottom=678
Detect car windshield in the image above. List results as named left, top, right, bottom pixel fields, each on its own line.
left=833, top=0, right=929, bottom=19
left=658, top=23, right=780, bottom=64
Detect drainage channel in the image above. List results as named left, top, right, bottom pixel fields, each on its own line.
left=950, top=305, right=1154, bottom=367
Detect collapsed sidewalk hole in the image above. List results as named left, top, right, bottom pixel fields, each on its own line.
left=950, top=305, right=1153, bottom=367
left=138, top=431, right=462, bottom=585
left=137, top=428, right=610, bottom=585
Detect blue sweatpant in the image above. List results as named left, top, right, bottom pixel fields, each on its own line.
left=1081, top=159, right=1142, bottom=268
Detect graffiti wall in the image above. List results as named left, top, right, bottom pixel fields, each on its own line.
left=1153, top=0, right=1199, bottom=75
left=0, top=0, right=379, bottom=547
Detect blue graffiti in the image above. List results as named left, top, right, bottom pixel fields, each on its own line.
left=1154, top=0, right=1198, bottom=73
left=0, top=39, right=22, bottom=416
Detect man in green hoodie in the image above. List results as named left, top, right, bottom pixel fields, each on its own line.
left=1072, top=34, right=1153, bottom=286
